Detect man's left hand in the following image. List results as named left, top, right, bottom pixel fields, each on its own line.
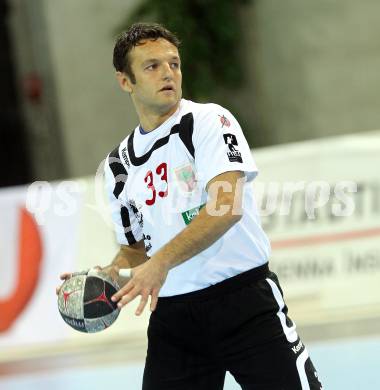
left=111, top=259, right=169, bottom=316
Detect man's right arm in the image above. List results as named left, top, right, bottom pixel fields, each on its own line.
left=56, top=240, right=148, bottom=294
left=102, top=240, right=149, bottom=283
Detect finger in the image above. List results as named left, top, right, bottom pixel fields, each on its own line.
left=56, top=279, right=69, bottom=295
left=117, top=287, right=140, bottom=309
left=135, top=292, right=149, bottom=316
left=111, top=280, right=134, bottom=302
left=57, top=272, right=72, bottom=294
left=60, top=272, right=72, bottom=280
left=150, top=289, right=159, bottom=312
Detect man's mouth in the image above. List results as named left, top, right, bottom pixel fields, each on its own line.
left=159, top=85, right=175, bottom=92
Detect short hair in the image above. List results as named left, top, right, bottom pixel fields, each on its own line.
left=113, top=23, right=181, bottom=83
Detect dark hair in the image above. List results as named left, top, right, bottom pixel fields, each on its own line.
left=113, top=23, right=181, bottom=83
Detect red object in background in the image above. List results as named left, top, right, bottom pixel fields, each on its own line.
left=0, top=208, right=43, bottom=332
left=23, top=72, right=43, bottom=104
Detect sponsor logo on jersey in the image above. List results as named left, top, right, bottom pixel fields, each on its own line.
left=143, top=233, right=152, bottom=252
left=291, top=339, right=304, bottom=355
left=181, top=204, right=205, bottom=225
left=129, top=199, right=143, bottom=228
left=219, top=114, right=231, bottom=128
left=223, top=133, right=243, bottom=163
left=174, top=164, right=197, bottom=193
left=121, top=147, right=130, bottom=168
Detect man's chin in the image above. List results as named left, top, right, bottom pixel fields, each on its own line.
left=159, top=91, right=178, bottom=101
left=157, top=95, right=180, bottom=111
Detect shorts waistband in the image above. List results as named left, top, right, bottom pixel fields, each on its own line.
left=158, top=262, right=269, bottom=303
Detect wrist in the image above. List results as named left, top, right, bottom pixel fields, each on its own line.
left=152, top=254, right=173, bottom=272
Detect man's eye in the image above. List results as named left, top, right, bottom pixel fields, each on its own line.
left=171, top=63, right=179, bottom=69
left=146, top=64, right=157, bottom=70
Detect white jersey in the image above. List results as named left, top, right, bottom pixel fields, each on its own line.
left=104, top=99, right=271, bottom=296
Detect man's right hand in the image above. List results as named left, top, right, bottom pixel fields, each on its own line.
left=55, top=272, right=74, bottom=295
left=55, top=264, right=129, bottom=296
left=100, top=264, right=132, bottom=289
left=98, top=264, right=120, bottom=283
left=55, top=267, right=102, bottom=296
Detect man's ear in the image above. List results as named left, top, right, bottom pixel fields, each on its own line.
left=116, top=71, right=133, bottom=93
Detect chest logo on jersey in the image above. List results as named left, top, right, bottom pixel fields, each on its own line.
left=223, top=133, right=243, bottom=163
left=218, top=114, right=231, bottom=128
left=174, top=164, right=197, bottom=193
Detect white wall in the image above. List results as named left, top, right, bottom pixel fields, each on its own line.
left=238, top=0, right=380, bottom=145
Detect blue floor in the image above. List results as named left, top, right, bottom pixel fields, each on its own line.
left=1, top=336, right=379, bottom=390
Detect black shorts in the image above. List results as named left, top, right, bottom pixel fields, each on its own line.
left=143, top=263, right=322, bottom=390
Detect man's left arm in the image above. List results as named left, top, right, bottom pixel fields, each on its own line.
left=112, top=170, right=245, bottom=315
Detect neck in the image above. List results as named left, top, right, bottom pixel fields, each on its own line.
left=136, top=101, right=181, bottom=132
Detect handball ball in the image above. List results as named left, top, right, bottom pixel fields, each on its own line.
left=58, top=268, right=120, bottom=333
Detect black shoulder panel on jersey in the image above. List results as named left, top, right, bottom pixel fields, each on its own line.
left=108, top=146, right=128, bottom=199
left=120, top=206, right=137, bottom=245
left=178, top=113, right=195, bottom=158
left=128, top=113, right=194, bottom=166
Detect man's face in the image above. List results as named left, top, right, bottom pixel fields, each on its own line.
left=124, top=38, right=182, bottom=114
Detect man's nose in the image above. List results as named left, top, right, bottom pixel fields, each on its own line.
left=161, top=63, right=173, bottom=80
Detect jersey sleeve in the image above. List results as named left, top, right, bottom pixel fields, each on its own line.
left=104, top=153, right=143, bottom=246
left=193, top=105, right=258, bottom=189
